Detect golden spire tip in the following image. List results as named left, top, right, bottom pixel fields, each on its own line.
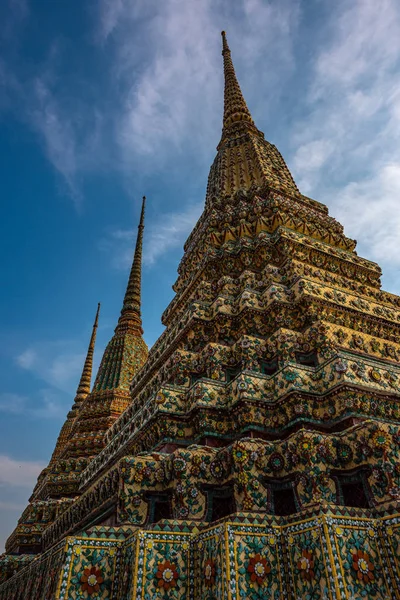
left=221, top=30, right=230, bottom=54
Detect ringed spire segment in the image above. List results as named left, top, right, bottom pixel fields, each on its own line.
left=221, top=30, right=255, bottom=132
left=74, top=302, right=100, bottom=401
left=205, top=32, right=299, bottom=200
left=118, top=196, right=146, bottom=334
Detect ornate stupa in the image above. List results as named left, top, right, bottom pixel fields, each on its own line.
left=1, top=32, right=400, bottom=600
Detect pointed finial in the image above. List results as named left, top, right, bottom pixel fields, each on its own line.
left=221, top=30, right=229, bottom=52
left=140, top=195, right=146, bottom=226
left=118, top=196, right=146, bottom=333
left=75, top=303, right=100, bottom=400
left=220, top=31, right=254, bottom=134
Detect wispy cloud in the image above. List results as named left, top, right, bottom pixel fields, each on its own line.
left=2, top=0, right=300, bottom=203
left=0, top=0, right=29, bottom=43
left=0, top=454, right=44, bottom=488
left=144, top=203, right=203, bottom=265
left=290, top=0, right=400, bottom=289
left=313, top=0, right=400, bottom=93
left=335, top=163, right=400, bottom=267
left=0, top=453, right=44, bottom=552
left=15, top=340, right=85, bottom=393
left=98, top=0, right=300, bottom=170
left=2, top=0, right=400, bottom=287
left=0, top=393, right=26, bottom=415
left=1, top=37, right=104, bottom=205
left=0, top=389, right=69, bottom=419
left=0, top=501, right=25, bottom=511
left=101, top=202, right=203, bottom=269
left=29, top=75, right=82, bottom=203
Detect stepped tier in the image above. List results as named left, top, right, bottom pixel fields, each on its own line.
left=3, top=200, right=148, bottom=554
left=2, top=481, right=400, bottom=599
left=1, top=32, right=400, bottom=600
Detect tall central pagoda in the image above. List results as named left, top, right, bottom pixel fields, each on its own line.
left=1, top=32, right=400, bottom=600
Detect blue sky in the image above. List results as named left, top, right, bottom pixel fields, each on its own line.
left=1, top=0, right=400, bottom=551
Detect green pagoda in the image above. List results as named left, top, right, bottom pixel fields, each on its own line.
left=1, top=32, right=400, bottom=600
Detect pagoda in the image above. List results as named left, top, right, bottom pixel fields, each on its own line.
left=1, top=32, right=400, bottom=600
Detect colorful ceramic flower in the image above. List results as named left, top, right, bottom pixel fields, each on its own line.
left=352, top=549, right=374, bottom=583
left=80, top=566, right=104, bottom=596
left=268, top=452, right=285, bottom=472
left=298, top=439, right=312, bottom=460
left=132, top=494, right=142, bottom=507
left=336, top=443, right=353, bottom=464
left=284, top=370, right=297, bottom=382
left=238, top=471, right=249, bottom=485
left=317, top=439, right=334, bottom=460
left=247, top=553, right=271, bottom=585
left=233, top=445, right=248, bottom=463
left=371, top=430, right=390, bottom=451
left=155, top=560, right=179, bottom=590
left=297, top=549, right=315, bottom=581
left=357, top=442, right=373, bottom=459
left=210, top=460, right=224, bottom=479
left=173, top=457, right=186, bottom=473
left=204, top=559, right=216, bottom=587
left=369, top=369, right=381, bottom=383
left=189, top=486, right=198, bottom=498
left=178, top=506, right=189, bottom=518
left=155, top=467, right=165, bottom=482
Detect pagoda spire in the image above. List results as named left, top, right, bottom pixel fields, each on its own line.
left=206, top=32, right=298, bottom=200
left=93, top=197, right=148, bottom=392
left=42, top=302, right=101, bottom=467
left=221, top=31, right=255, bottom=135
left=74, top=302, right=100, bottom=402
left=117, top=196, right=146, bottom=335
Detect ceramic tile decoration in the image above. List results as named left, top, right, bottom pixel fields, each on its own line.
left=1, top=32, right=400, bottom=599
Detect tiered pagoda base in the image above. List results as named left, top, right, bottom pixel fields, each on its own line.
left=1, top=504, right=399, bottom=599
left=2, top=31, right=400, bottom=600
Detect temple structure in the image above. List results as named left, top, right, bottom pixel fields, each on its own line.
left=1, top=32, right=400, bottom=600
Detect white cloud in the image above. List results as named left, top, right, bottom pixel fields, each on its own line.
left=15, top=340, right=85, bottom=393
left=2, top=0, right=300, bottom=203
left=334, top=163, right=400, bottom=266
left=98, top=0, right=127, bottom=40
left=0, top=455, right=44, bottom=488
left=29, top=76, right=81, bottom=203
left=99, top=0, right=300, bottom=169
left=113, top=0, right=221, bottom=163
left=144, top=203, right=203, bottom=265
left=25, top=65, right=106, bottom=206
left=102, top=202, right=203, bottom=270
left=292, top=0, right=400, bottom=165
left=0, top=501, right=25, bottom=511
left=16, top=348, right=36, bottom=370
left=0, top=393, right=26, bottom=414
left=314, top=0, right=400, bottom=92
left=289, top=0, right=400, bottom=290
left=30, top=388, right=69, bottom=419
left=0, top=453, right=44, bottom=552
left=9, top=0, right=28, bottom=20
left=2, top=0, right=399, bottom=289
left=1, top=42, right=104, bottom=205
left=293, top=140, right=334, bottom=192
left=0, top=0, right=29, bottom=42
left=0, top=389, right=68, bottom=419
